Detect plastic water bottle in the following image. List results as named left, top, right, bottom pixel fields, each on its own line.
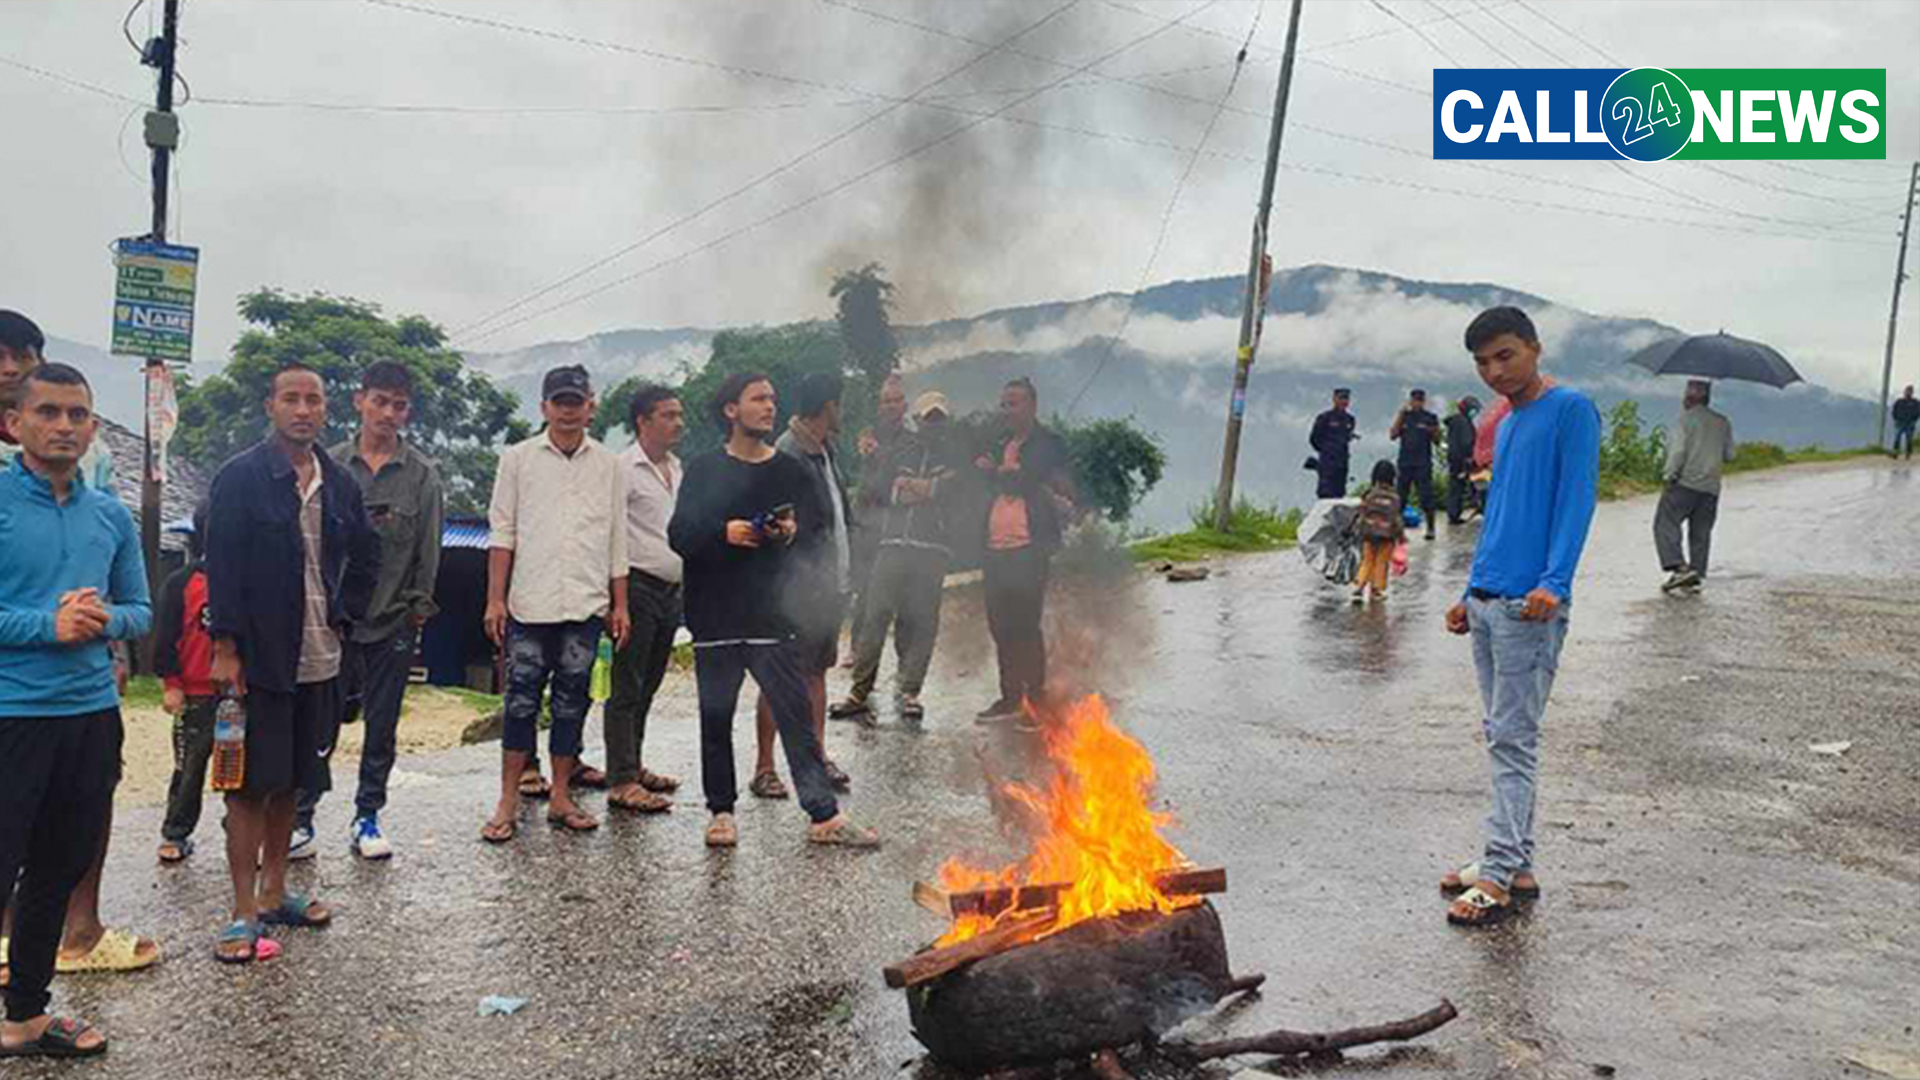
left=590, top=636, right=613, bottom=703
left=210, top=696, right=247, bottom=792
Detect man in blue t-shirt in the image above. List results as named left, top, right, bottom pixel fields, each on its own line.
left=0, top=364, right=151, bottom=1059
left=1440, top=307, right=1599, bottom=929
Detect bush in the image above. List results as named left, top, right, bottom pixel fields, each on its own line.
left=1128, top=498, right=1300, bottom=563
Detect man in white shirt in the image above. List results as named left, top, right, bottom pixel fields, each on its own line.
left=604, top=386, right=685, bottom=815
left=481, top=366, right=630, bottom=841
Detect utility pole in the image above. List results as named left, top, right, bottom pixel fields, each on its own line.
left=1213, top=0, right=1304, bottom=532
left=1875, top=160, right=1917, bottom=451
left=139, top=0, right=180, bottom=611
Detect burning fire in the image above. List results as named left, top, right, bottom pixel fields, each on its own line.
left=936, top=695, right=1195, bottom=946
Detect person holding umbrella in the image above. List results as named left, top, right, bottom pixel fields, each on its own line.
left=1654, top=380, right=1734, bottom=593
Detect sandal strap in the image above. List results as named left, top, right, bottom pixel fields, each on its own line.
left=1457, top=886, right=1506, bottom=910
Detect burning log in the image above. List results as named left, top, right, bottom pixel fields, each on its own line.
left=883, top=911, right=1055, bottom=991
left=1173, top=998, right=1460, bottom=1062
left=906, top=903, right=1234, bottom=1070
left=945, top=866, right=1227, bottom=918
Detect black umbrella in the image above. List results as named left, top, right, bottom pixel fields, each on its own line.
left=1626, top=331, right=1803, bottom=388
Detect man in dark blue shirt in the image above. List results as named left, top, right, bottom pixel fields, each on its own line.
left=1307, top=388, right=1357, bottom=499
left=1391, top=389, right=1441, bottom=539
left=206, top=363, right=378, bottom=963
left=1440, top=307, right=1599, bottom=929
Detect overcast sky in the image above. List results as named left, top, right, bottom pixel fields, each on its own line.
left=4, top=0, right=1916, bottom=395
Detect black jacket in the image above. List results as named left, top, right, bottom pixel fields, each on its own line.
left=980, top=423, right=1075, bottom=551
left=206, top=440, right=379, bottom=694
left=1444, top=412, right=1478, bottom=469
left=861, top=425, right=962, bottom=555
left=1309, top=408, right=1357, bottom=464
left=1895, top=397, right=1920, bottom=427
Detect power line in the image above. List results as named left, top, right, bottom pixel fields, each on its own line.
left=1513, top=0, right=1619, bottom=65
left=1420, top=0, right=1519, bottom=65
left=1468, top=0, right=1572, bottom=65
left=452, top=0, right=1083, bottom=339
left=0, top=54, right=144, bottom=104
left=459, top=1, right=1231, bottom=346
left=1066, top=2, right=1263, bottom=415
left=1366, top=0, right=1462, bottom=67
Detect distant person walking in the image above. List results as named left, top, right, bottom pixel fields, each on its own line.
left=481, top=365, right=630, bottom=843
left=298, top=360, right=444, bottom=862
left=754, top=371, right=855, bottom=795
left=155, top=502, right=216, bottom=865
left=1350, top=460, right=1405, bottom=604
left=205, top=363, right=379, bottom=962
left=1442, top=307, right=1599, bottom=928
left=1654, top=380, right=1734, bottom=594
left=1892, top=385, right=1918, bottom=459
left=1308, top=388, right=1358, bottom=499
left=603, top=385, right=686, bottom=816
left=0, top=363, right=149, bottom=1059
left=975, top=377, right=1077, bottom=726
left=831, top=390, right=959, bottom=723
left=668, top=372, right=878, bottom=849
left=1444, top=396, right=1481, bottom=524
left=1390, top=388, right=1440, bottom=540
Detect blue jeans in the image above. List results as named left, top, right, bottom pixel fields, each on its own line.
left=1467, top=596, right=1570, bottom=890
left=503, top=618, right=602, bottom=759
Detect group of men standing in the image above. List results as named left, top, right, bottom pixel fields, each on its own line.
left=1310, top=386, right=1485, bottom=534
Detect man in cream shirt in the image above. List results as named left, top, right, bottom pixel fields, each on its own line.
left=481, top=365, right=630, bottom=842
left=603, top=385, right=686, bottom=816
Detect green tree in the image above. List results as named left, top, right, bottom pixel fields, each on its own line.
left=174, top=289, right=530, bottom=512
left=829, top=262, right=899, bottom=387
left=1598, top=399, right=1667, bottom=486
left=1055, top=416, right=1166, bottom=524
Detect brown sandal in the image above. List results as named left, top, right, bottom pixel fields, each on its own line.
left=1440, top=862, right=1540, bottom=899
left=637, top=768, right=680, bottom=794
left=546, top=808, right=599, bottom=833
left=705, top=813, right=738, bottom=848
left=749, top=771, right=789, bottom=800
left=569, top=765, right=609, bottom=791
left=517, top=770, right=550, bottom=800
left=608, top=788, right=672, bottom=814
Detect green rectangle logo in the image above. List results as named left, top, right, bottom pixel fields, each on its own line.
left=1671, top=69, right=1885, bottom=159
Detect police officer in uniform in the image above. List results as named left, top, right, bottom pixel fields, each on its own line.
left=1308, top=388, right=1358, bottom=499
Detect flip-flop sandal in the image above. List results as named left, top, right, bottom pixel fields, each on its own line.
left=0, top=1017, right=108, bottom=1059
left=1440, top=862, right=1541, bottom=899
left=608, top=789, right=672, bottom=814
left=518, top=771, right=552, bottom=800
left=213, top=920, right=279, bottom=965
left=56, top=928, right=161, bottom=974
left=157, top=839, right=193, bottom=863
left=260, top=894, right=333, bottom=929
left=899, top=697, right=926, bottom=721
left=705, top=814, right=738, bottom=848
left=749, top=771, right=790, bottom=800
left=637, top=768, right=680, bottom=794
left=807, top=816, right=881, bottom=849
left=827, top=699, right=872, bottom=720
left=547, top=808, right=600, bottom=832
left=569, top=765, right=609, bottom=791
left=480, top=819, right=517, bottom=845
left=823, top=760, right=851, bottom=791
left=1446, top=886, right=1514, bottom=927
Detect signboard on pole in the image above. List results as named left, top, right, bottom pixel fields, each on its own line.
left=111, top=238, right=198, bottom=363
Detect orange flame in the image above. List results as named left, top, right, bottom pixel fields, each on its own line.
left=935, top=695, right=1194, bottom=946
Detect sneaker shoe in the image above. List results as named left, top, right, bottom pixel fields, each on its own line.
left=1661, top=568, right=1701, bottom=593
left=288, top=825, right=317, bottom=862
left=351, top=816, right=393, bottom=861
left=974, top=698, right=1021, bottom=724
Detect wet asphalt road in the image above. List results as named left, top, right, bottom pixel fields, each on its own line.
left=15, top=459, right=1919, bottom=1080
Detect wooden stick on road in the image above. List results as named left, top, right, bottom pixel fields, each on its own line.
left=1177, top=999, right=1459, bottom=1061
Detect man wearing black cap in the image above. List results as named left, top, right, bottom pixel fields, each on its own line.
left=1308, top=389, right=1357, bottom=499
left=1391, top=388, right=1441, bottom=540
left=480, top=365, right=631, bottom=842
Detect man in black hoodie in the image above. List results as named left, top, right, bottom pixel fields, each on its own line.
left=668, top=372, right=879, bottom=850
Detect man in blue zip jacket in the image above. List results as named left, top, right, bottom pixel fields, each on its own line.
left=1441, top=307, right=1599, bottom=929
left=0, top=364, right=150, bottom=1059
left=205, top=362, right=378, bottom=963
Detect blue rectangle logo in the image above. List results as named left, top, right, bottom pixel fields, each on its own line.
left=1434, top=69, right=1624, bottom=159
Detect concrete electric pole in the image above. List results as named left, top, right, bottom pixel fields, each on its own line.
left=1212, top=0, right=1304, bottom=532
left=1875, top=161, right=1917, bottom=451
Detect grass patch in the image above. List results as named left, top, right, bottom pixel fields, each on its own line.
left=1724, top=442, right=1882, bottom=475
left=430, top=685, right=503, bottom=714
left=1130, top=499, right=1302, bottom=563
left=123, top=674, right=166, bottom=711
